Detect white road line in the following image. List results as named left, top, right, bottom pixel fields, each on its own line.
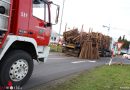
left=88, top=60, right=96, bottom=63
left=71, top=61, right=86, bottom=63
left=71, top=60, right=96, bottom=64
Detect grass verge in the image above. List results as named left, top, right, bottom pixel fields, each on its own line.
left=49, top=44, right=62, bottom=52
left=40, top=65, right=130, bottom=90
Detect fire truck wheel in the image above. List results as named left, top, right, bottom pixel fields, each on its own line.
left=0, top=50, right=34, bottom=86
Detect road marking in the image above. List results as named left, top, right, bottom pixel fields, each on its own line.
left=88, top=60, right=96, bottom=63
left=71, top=60, right=96, bottom=64
left=71, top=61, right=86, bottom=63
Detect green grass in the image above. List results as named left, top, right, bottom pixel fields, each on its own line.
left=49, top=44, right=62, bottom=52
left=45, top=65, right=130, bottom=90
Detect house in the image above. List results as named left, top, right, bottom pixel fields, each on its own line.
left=50, top=30, right=63, bottom=44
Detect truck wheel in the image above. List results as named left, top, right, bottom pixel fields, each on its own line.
left=0, top=50, right=34, bottom=86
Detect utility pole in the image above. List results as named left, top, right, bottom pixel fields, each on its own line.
left=57, top=0, right=65, bottom=51
left=59, top=0, right=65, bottom=38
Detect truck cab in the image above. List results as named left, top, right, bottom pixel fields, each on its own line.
left=0, top=0, right=59, bottom=86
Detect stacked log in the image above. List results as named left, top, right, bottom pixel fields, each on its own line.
left=79, top=32, right=100, bottom=59
left=79, top=41, right=93, bottom=59
left=63, top=29, right=79, bottom=44
left=63, top=29, right=111, bottom=59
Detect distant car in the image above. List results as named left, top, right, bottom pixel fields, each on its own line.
left=122, top=54, right=130, bottom=59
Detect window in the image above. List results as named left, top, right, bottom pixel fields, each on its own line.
left=32, top=1, right=49, bottom=22
left=54, top=37, right=56, bottom=41
left=51, top=37, right=53, bottom=40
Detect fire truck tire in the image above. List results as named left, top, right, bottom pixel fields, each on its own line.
left=0, top=50, right=34, bottom=86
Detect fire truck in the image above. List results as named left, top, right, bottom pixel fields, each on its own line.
left=0, top=0, right=59, bottom=86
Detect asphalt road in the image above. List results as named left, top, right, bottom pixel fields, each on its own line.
left=23, top=53, right=130, bottom=90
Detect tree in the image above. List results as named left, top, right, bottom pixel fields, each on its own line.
left=118, top=36, right=130, bottom=49
left=122, top=39, right=129, bottom=49
left=123, top=35, right=125, bottom=40
left=118, top=36, right=122, bottom=42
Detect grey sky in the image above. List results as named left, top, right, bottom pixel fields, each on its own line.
left=52, top=0, right=130, bottom=40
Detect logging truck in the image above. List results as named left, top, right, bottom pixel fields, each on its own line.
left=0, top=0, right=59, bottom=86
left=62, top=30, right=112, bottom=58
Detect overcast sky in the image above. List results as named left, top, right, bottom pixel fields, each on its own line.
left=52, top=0, right=130, bottom=41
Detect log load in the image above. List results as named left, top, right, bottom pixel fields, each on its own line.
left=62, top=29, right=112, bottom=59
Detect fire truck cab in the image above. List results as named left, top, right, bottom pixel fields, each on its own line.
left=0, top=0, right=59, bottom=86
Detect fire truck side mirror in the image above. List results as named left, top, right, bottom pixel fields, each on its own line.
left=0, top=6, right=6, bottom=14
left=55, top=6, right=60, bottom=24
left=50, top=2, right=60, bottom=25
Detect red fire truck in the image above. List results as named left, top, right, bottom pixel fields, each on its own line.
left=0, top=0, right=59, bottom=86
